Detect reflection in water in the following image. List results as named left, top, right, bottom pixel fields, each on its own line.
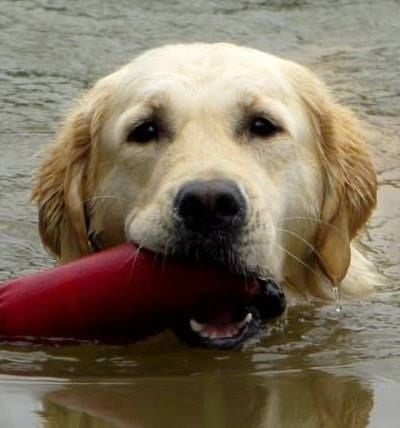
left=39, top=371, right=372, bottom=427
left=1, top=299, right=398, bottom=427
left=1, top=0, right=400, bottom=426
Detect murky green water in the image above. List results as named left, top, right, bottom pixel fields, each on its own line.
left=1, top=0, right=399, bottom=426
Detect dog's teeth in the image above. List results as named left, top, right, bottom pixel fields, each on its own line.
left=190, top=313, right=252, bottom=340
left=190, top=319, right=204, bottom=333
left=237, top=312, right=252, bottom=329
left=200, top=330, right=210, bottom=338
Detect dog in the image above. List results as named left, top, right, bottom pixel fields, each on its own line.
left=32, top=43, right=378, bottom=348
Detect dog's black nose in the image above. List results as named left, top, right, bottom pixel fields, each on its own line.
left=174, top=179, right=246, bottom=233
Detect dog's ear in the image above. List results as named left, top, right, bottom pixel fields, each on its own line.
left=31, top=89, right=106, bottom=262
left=288, top=65, right=377, bottom=286
left=315, top=103, right=377, bottom=285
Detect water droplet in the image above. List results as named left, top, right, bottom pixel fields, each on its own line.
left=332, top=286, right=342, bottom=313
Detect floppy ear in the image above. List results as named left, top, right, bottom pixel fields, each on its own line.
left=315, top=103, right=377, bottom=286
left=31, top=93, right=104, bottom=262
left=287, top=64, right=377, bottom=286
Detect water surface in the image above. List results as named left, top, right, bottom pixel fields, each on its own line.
left=1, top=0, right=399, bottom=426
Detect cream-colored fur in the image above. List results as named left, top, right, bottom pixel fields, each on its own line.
left=32, top=43, right=379, bottom=303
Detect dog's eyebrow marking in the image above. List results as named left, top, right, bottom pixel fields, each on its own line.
left=235, top=89, right=286, bottom=130
left=135, top=90, right=170, bottom=110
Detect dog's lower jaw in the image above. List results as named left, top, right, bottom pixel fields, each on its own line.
left=174, top=279, right=286, bottom=349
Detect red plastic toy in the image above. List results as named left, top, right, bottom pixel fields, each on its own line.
left=0, top=243, right=259, bottom=343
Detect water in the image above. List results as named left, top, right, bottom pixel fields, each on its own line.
left=332, top=286, right=342, bottom=313
left=1, top=0, right=399, bottom=426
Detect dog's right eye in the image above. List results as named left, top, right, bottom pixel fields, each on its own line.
left=127, top=120, right=159, bottom=144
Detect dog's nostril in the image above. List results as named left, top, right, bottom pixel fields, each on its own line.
left=214, top=193, right=240, bottom=218
left=179, top=192, right=207, bottom=219
left=174, top=179, right=246, bottom=232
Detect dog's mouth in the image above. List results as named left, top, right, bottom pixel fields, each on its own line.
left=165, top=233, right=286, bottom=349
left=174, top=278, right=286, bottom=349
left=126, top=225, right=286, bottom=349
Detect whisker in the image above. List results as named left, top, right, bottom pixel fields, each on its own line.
left=276, top=227, right=324, bottom=263
left=117, top=247, right=139, bottom=272
left=161, top=237, right=174, bottom=274
left=272, top=241, right=328, bottom=285
left=122, top=245, right=142, bottom=287
left=112, top=241, right=145, bottom=285
left=277, top=216, right=343, bottom=234
left=129, top=241, right=146, bottom=282
left=278, top=215, right=332, bottom=226
left=151, top=249, right=161, bottom=271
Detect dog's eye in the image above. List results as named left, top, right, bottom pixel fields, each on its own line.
left=249, top=117, right=280, bottom=137
left=127, top=120, right=159, bottom=144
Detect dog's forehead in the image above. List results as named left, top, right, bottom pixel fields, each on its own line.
left=110, top=44, right=297, bottom=108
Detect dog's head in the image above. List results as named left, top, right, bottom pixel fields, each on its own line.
left=32, top=44, right=376, bottom=348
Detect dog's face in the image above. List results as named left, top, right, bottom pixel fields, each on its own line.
left=95, top=45, right=322, bottom=279
left=33, top=44, right=377, bottom=348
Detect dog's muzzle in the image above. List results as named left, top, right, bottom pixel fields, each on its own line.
left=170, top=179, right=286, bottom=349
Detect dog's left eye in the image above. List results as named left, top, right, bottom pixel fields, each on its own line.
left=249, top=117, right=280, bottom=137
left=127, top=120, right=159, bottom=144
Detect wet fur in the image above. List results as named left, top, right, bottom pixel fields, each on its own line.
left=31, top=43, right=379, bottom=304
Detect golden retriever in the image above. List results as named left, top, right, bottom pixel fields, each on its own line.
left=32, top=43, right=379, bottom=348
